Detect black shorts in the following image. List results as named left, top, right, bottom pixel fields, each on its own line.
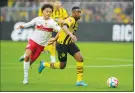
left=52, top=32, right=57, bottom=37
left=56, top=42, right=80, bottom=62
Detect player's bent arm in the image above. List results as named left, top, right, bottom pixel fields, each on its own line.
left=62, top=25, right=72, bottom=36
left=57, top=19, right=65, bottom=24
left=62, top=25, right=77, bottom=42
left=54, top=31, right=60, bottom=41
left=48, top=32, right=60, bottom=45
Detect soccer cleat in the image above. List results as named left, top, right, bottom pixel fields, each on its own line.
left=76, top=81, right=88, bottom=86
left=23, top=79, right=28, bottom=84
left=38, top=61, right=45, bottom=73
left=19, top=56, right=24, bottom=62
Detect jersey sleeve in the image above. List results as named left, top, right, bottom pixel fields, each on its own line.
left=52, top=21, right=61, bottom=32
left=63, top=17, right=75, bottom=28
left=23, top=17, right=37, bottom=28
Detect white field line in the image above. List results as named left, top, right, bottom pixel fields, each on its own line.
left=1, top=64, right=133, bottom=69
left=1, top=57, right=133, bottom=69
left=84, top=57, right=133, bottom=62
left=96, top=58, right=133, bottom=62
left=67, top=64, right=133, bottom=68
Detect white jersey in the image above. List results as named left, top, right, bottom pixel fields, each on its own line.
left=23, top=16, right=61, bottom=46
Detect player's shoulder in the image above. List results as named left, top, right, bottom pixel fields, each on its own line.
left=48, top=18, right=58, bottom=26
left=68, top=16, right=75, bottom=20
left=37, top=16, right=44, bottom=19
left=49, top=18, right=56, bottom=23
left=60, top=7, right=66, bottom=10
left=66, top=16, right=75, bottom=23
left=33, top=16, right=43, bottom=20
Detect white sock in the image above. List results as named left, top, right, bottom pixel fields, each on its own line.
left=50, top=55, right=56, bottom=63
left=24, top=61, right=30, bottom=80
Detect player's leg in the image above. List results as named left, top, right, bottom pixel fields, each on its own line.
left=38, top=43, right=67, bottom=73
left=68, top=43, right=88, bottom=86
left=23, top=49, right=31, bottom=84
left=73, top=52, right=87, bottom=86
left=49, top=50, right=67, bottom=69
left=43, top=41, right=56, bottom=62
left=23, top=39, right=36, bottom=84
left=44, top=44, right=49, bottom=53
left=30, top=45, right=44, bottom=65
left=38, top=51, right=67, bottom=72
left=49, top=42, right=56, bottom=63
left=48, top=32, right=57, bottom=62
left=19, top=51, right=28, bottom=62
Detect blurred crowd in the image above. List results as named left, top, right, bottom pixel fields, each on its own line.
left=0, top=0, right=133, bottom=23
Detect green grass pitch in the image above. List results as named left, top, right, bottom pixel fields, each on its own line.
left=0, top=41, right=133, bottom=92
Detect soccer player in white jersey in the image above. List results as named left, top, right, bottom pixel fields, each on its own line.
left=17, top=4, right=61, bottom=84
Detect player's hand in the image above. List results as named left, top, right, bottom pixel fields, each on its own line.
left=70, top=34, right=77, bottom=42
left=58, top=19, right=64, bottom=24
left=48, top=38, right=56, bottom=45
left=16, top=25, right=24, bottom=30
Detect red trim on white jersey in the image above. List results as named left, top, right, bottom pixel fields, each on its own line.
left=36, top=25, right=53, bottom=32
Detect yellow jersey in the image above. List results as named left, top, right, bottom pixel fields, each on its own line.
left=57, top=16, right=78, bottom=45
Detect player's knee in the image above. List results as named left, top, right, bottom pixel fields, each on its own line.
left=30, top=61, right=34, bottom=65
left=60, top=62, right=66, bottom=69
left=78, top=56, right=84, bottom=62
left=81, top=57, right=84, bottom=62
left=24, top=56, right=30, bottom=62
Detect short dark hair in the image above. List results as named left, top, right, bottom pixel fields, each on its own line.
left=72, top=6, right=80, bottom=11
left=41, top=4, right=53, bottom=12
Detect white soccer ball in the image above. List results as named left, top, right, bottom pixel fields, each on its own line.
left=107, top=77, right=118, bottom=88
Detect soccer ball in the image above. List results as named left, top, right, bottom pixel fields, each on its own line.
left=107, top=77, right=118, bottom=88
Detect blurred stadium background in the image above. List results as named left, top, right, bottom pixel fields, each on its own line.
left=0, top=0, right=133, bottom=41
left=0, top=0, right=134, bottom=92
left=1, top=0, right=133, bottom=23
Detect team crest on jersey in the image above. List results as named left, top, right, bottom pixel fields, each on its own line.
left=62, top=53, right=65, bottom=57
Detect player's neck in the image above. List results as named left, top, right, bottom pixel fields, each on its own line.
left=43, top=16, right=50, bottom=20
left=55, top=7, right=61, bottom=10
left=71, top=15, right=78, bottom=21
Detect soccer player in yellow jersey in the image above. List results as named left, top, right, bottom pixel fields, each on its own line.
left=38, top=0, right=68, bottom=62
left=38, top=6, right=88, bottom=86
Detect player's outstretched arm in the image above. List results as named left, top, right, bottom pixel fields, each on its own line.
left=62, top=25, right=77, bottom=42
left=17, top=17, right=37, bottom=30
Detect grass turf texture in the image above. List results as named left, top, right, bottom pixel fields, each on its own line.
left=0, top=41, right=133, bottom=91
